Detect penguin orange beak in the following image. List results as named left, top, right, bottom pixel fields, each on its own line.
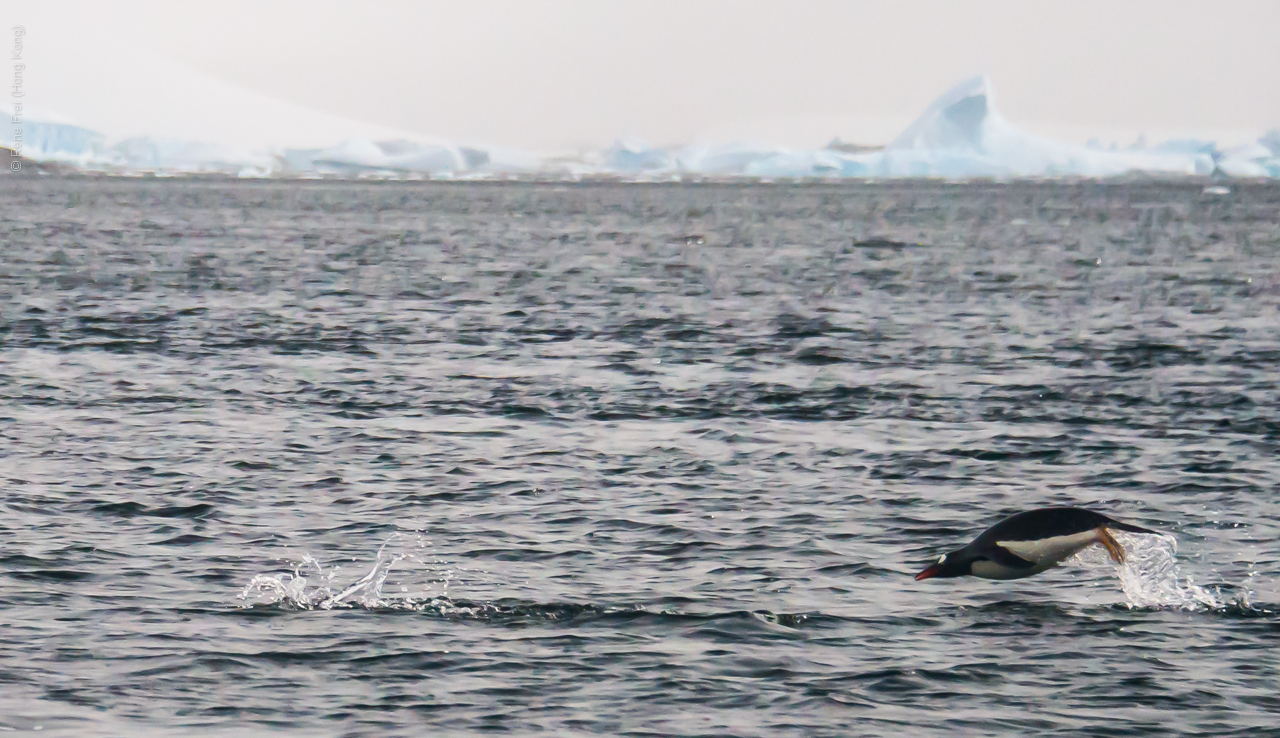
left=914, top=564, right=941, bottom=581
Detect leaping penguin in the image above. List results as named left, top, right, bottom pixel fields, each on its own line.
left=914, top=507, right=1160, bottom=582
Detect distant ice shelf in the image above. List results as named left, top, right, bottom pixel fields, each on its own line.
left=4, top=76, right=1278, bottom=180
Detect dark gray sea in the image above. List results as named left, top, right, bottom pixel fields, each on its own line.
left=2, top=177, right=1279, bottom=737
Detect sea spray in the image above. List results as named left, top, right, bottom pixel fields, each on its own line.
left=1072, top=532, right=1223, bottom=610
left=238, top=533, right=457, bottom=610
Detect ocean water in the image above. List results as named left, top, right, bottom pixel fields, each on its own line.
left=1, top=177, right=1278, bottom=737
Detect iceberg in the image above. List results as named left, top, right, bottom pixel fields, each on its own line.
left=0, top=117, right=108, bottom=167
left=1148, top=139, right=1218, bottom=156
left=3, top=112, right=272, bottom=174
left=743, top=149, right=848, bottom=178
left=867, top=76, right=1215, bottom=178
left=1216, top=140, right=1280, bottom=178
left=676, top=142, right=793, bottom=176
left=310, top=138, right=391, bottom=170
left=1261, top=129, right=1280, bottom=157
left=680, top=141, right=878, bottom=178
left=378, top=141, right=467, bottom=174
left=284, top=140, right=570, bottom=177
left=586, top=76, right=1231, bottom=180
left=669, top=143, right=870, bottom=178
left=603, top=138, right=674, bottom=173
left=474, top=145, right=550, bottom=174
left=111, top=136, right=271, bottom=174
left=285, top=138, right=467, bottom=175
left=1258, top=130, right=1280, bottom=177
left=5, top=71, right=1274, bottom=180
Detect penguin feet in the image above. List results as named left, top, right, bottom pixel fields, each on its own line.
left=1098, top=527, right=1126, bottom=564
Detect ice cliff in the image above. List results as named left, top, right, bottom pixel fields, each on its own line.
left=1, top=118, right=106, bottom=167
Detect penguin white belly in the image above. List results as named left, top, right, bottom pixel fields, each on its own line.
left=999, top=530, right=1102, bottom=567
left=969, top=558, right=1053, bottom=580
left=969, top=530, right=1102, bottom=580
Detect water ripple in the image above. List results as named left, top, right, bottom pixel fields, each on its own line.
left=2, top=178, right=1279, bottom=736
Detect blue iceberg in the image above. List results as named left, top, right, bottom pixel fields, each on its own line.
left=866, top=76, right=1215, bottom=178
left=2, top=117, right=106, bottom=166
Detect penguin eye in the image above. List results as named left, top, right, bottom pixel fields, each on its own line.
left=937, top=554, right=947, bottom=564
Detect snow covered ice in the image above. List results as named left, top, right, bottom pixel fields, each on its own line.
left=6, top=76, right=1278, bottom=180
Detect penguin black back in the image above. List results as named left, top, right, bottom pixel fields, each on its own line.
left=971, top=507, right=1155, bottom=546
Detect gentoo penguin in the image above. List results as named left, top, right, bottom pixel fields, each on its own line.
left=914, top=507, right=1160, bottom=581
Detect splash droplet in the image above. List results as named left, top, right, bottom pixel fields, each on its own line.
left=238, top=533, right=453, bottom=610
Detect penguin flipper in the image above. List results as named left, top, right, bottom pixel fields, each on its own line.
left=985, top=545, right=1036, bottom=570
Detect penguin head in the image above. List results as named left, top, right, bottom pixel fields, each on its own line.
left=913, top=550, right=972, bottom=581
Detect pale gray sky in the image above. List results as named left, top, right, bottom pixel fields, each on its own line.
left=5, top=0, right=1279, bottom=151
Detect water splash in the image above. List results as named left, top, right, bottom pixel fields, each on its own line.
left=238, top=533, right=458, bottom=610
left=1072, top=532, right=1226, bottom=610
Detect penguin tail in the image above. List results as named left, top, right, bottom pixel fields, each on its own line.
left=1105, top=519, right=1160, bottom=536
